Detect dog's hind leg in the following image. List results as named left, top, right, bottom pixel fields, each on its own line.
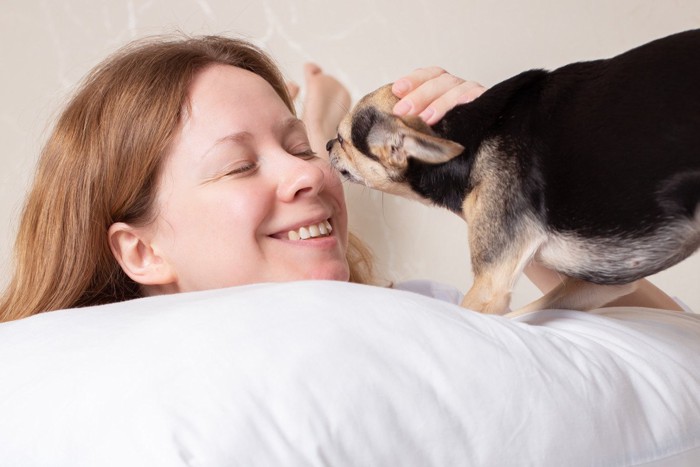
left=508, top=278, right=638, bottom=318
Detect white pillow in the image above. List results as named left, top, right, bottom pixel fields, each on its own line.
left=0, top=281, right=698, bottom=466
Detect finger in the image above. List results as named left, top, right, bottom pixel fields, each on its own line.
left=393, top=72, right=464, bottom=117
left=391, top=66, right=449, bottom=97
left=417, top=81, right=486, bottom=125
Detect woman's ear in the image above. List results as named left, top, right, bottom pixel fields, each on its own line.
left=108, top=222, right=177, bottom=287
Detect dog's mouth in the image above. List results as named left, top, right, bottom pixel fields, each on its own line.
left=338, top=168, right=354, bottom=180
left=329, top=153, right=361, bottom=184
left=333, top=165, right=363, bottom=184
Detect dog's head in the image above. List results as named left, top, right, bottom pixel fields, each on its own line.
left=326, top=84, right=465, bottom=197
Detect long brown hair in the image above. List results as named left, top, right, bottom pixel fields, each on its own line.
left=1, top=35, right=374, bottom=322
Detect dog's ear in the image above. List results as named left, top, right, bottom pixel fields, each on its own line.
left=367, top=114, right=464, bottom=168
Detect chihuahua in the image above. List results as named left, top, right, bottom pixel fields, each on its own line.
left=326, top=29, right=700, bottom=315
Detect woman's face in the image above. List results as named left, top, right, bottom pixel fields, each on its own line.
left=144, top=64, right=349, bottom=293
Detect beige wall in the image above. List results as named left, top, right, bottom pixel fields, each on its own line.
left=1, top=0, right=699, bottom=310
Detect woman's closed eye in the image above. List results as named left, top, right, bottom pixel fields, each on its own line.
left=293, top=148, right=318, bottom=160
left=202, top=160, right=259, bottom=183
left=225, top=161, right=258, bottom=176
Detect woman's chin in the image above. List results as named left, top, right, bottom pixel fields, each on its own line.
left=297, top=263, right=350, bottom=283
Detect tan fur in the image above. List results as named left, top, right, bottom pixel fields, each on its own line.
left=461, top=188, right=547, bottom=314
left=331, top=84, right=462, bottom=193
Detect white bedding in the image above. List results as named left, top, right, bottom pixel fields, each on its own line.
left=0, top=280, right=698, bottom=466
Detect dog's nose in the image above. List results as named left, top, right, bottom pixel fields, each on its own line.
left=325, top=139, right=335, bottom=152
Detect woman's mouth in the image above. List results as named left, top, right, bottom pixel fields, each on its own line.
left=287, top=220, right=333, bottom=241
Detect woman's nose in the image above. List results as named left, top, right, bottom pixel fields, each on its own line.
left=276, top=154, right=327, bottom=202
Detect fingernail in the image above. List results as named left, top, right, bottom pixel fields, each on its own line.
left=392, top=79, right=411, bottom=95
left=419, top=107, right=435, bottom=122
left=393, top=99, right=413, bottom=115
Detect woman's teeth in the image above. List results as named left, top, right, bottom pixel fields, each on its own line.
left=287, top=220, right=332, bottom=241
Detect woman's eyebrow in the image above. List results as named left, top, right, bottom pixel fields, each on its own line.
left=278, top=117, right=307, bottom=135
left=200, top=118, right=306, bottom=161
left=200, top=131, right=252, bottom=161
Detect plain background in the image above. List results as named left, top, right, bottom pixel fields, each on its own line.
left=1, top=1, right=699, bottom=310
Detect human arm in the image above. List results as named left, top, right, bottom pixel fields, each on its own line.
left=524, top=260, right=684, bottom=311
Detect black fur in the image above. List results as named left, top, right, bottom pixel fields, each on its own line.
left=404, top=29, right=700, bottom=284
left=415, top=29, right=700, bottom=234
left=351, top=108, right=381, bottom=162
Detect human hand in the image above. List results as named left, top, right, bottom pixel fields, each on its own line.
left=288, top=63, right=351, bottom=155
left=391, top=67, right=486, bottom=126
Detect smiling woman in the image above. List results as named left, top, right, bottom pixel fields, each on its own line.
left=0, top=36, right=378, bottom=322
left=0, top=33, right=478, bottom=322
left=109, top=63, right=352, bottom=294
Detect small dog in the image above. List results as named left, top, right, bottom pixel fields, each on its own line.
left=327, top=29, right=700, bottom=315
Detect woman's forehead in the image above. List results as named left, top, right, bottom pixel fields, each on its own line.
left=181, top=64, right=289, bottom=121
left=191, top=64, right=278, bottom=100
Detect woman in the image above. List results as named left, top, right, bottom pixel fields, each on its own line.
left=0, top=35, right=483, bottom=322
left=0, top=35, right=680, bottom=322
